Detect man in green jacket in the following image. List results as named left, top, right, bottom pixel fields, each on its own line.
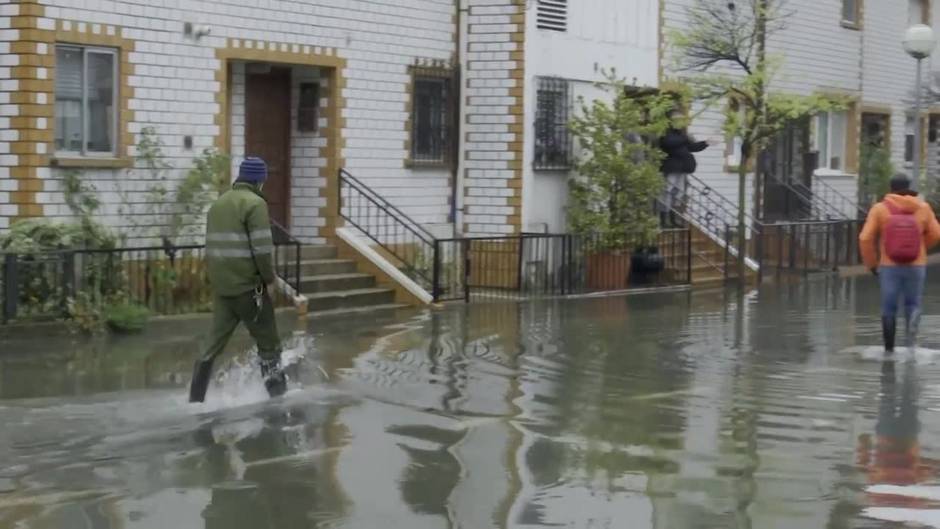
left=189, top=157, right=287, bottom=402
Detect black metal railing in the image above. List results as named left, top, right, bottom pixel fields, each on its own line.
left=754, top=219, right=862, bottom=277
left=2, top=235, right=302, bottom=324
left=271, top=220, right=302, bottom=293
left=765, top=170, right=866, bottom=221
left=433, top=229, right=692, bottom=301
left=339, top=169, right=437, bottom=292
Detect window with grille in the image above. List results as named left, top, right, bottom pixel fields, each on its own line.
left=537, top=0, right=568, bottom=32
left=411, top=67, right=453, bottom=166
left=55, top=44, right=118, bottom=156
left=534, top=77, right=571, bottom=171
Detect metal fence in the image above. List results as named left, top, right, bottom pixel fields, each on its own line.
left=432, top=229, right=692, bottom=301
left=1, top=238, right=302, bottom=324
left=754, top=220, right=863, bottom=278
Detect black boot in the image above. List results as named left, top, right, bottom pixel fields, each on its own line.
left=882, top=316, right=896, bottom=354
left=189, top=359, right=214, bottom=403
left=260, top=358, right=287, bottom=398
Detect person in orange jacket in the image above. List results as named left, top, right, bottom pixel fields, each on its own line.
left=859, top=174, right=940, bottom=352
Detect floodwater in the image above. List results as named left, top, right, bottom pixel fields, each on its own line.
left=4, top=277, right=940, bottom=528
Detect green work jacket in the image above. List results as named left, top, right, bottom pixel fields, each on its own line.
left=205, top=182, right=276, bottom=296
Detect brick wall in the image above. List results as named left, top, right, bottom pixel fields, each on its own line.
left=462, top=0, right=525, bottom=236
left=0, top=0, right=456, bottom=244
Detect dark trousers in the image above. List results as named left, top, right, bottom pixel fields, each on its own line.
left=201, top=290, right=281, bottom=363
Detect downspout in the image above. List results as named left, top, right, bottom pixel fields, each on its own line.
left=454, top=0, right=470, bottom=237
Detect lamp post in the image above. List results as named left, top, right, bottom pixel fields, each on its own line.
left=903, top=24, right=937, bottom=191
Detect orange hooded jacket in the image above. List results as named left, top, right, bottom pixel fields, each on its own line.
left=858, top=194, right=940, bottom=268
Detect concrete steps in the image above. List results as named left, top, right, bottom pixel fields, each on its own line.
left=282, top=245, right=407, bottom=315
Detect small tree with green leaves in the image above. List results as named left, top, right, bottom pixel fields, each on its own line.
left=119, top=127, right=230, bottom=244
left=671, top=0, right=847, bottom=280
left=568, top=78, right=676, bottom=251
left=859, top=143, right=894, bottom=208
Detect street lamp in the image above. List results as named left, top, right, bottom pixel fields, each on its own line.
left=903, top=24, right=937, bottom=191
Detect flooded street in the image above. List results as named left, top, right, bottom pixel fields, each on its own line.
left=5, top=277, right=940, bottom=528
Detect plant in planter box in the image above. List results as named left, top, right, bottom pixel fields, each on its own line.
left=568, top=77, right=677, bottom=289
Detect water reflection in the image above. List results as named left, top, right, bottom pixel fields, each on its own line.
left=3, top=277, right=940, bottom=528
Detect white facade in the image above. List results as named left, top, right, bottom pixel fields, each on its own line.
left=522, top=0, right=660, bottom=234
left=0, top=0, right=455, bottom=243
left=661, top=0, right=932, bottom=220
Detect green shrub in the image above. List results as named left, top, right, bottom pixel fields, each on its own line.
left=103, top=300, right=152, bottom=334
left=0, top=217, right=117, bottom=254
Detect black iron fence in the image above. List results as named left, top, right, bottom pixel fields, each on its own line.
left=1, top=237, right=302, bottom=324
left=432, top=229, right=692, bottom=301
left=754, top=219, right=863, bottom=278
left=339, top=169, right=437, bottom=292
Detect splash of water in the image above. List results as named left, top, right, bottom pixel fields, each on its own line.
left=189, top=333, right=311, bottom=414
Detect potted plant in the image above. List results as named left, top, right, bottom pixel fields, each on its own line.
left=568, top=76, right=676, bottom=290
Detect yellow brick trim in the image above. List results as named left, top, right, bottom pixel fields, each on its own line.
left=214, top=39, right=348, bottom=236
left=506, top=1, right=526, bottom=232
left=5, top=2, right=48, bottom=219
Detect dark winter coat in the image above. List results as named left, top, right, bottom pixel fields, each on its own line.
left=659, top=128, right=708, bottom=174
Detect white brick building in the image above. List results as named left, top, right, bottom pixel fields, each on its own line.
left=663, top=0, right=936, bottom=221
left=0, top=0, right=935, bottom=247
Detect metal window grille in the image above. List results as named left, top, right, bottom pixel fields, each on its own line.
left=537, top=0, right=568, bottom=32
left=534, top=77, right=571, bottom=171
left=411, top=66, right=454, bottom=166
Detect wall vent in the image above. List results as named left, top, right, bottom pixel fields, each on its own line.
left=537, top=0, right=568, bottom=32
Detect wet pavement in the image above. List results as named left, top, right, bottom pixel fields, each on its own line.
left=3, top=276, right=940, bottom=528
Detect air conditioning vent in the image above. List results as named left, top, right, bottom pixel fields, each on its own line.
left=537, top=0, right=567, bottom=32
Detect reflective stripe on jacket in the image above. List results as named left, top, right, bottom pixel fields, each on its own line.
left=206, top=182, right=276, bottom=296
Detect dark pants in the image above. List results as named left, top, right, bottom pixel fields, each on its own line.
left=201, top=290, right=281, bottom=363
left=880, top=266, right=926, bottom=319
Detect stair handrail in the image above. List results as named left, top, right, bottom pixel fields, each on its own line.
left=338, top=169, right=437, bottom=290
left=810, top=172, right=868, bottom=219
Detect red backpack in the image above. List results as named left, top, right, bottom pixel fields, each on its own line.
left=883, top=202, right=922, bottom=264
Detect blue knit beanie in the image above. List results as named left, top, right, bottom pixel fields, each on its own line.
left=238, top=157, right=268, bottom=183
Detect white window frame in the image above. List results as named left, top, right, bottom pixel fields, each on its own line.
left=54, top=43, right=119, bottom=158
left=814, top=110, right=847, bottom=173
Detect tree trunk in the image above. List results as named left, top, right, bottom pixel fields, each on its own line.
left=737, top=161, right=748, bottom=283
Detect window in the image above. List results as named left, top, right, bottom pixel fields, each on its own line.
left=534, top=77, right=571, bottom=171
left=842, top=0, right=860, bottom=26
left=297, top=82, right=319, bottom=133
left=537, top=0, right=568, bottom=32
left=814, top=110, right=847, bottom=171
left=909, top=0, right=929, bottom=25
left=55, top=45, right=118, bottom=157
left=411, top=72, right=451, bottom=165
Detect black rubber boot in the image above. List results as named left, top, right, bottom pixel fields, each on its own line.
left=260, top=358, right=287, bottom=398
left=189, top=359, right=214, bottom=403
left=882, top=316, right=896, bottom=354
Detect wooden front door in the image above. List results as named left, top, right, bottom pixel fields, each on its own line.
left=246, top=67, right=291, bottom=227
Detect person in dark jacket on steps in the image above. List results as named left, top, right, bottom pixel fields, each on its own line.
left=189, top=157, right=288, bottom=403
left=658, top=112, right=712, bottom=226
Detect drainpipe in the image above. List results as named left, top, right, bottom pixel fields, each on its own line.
left=454, top=0, right=470, bottom=237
